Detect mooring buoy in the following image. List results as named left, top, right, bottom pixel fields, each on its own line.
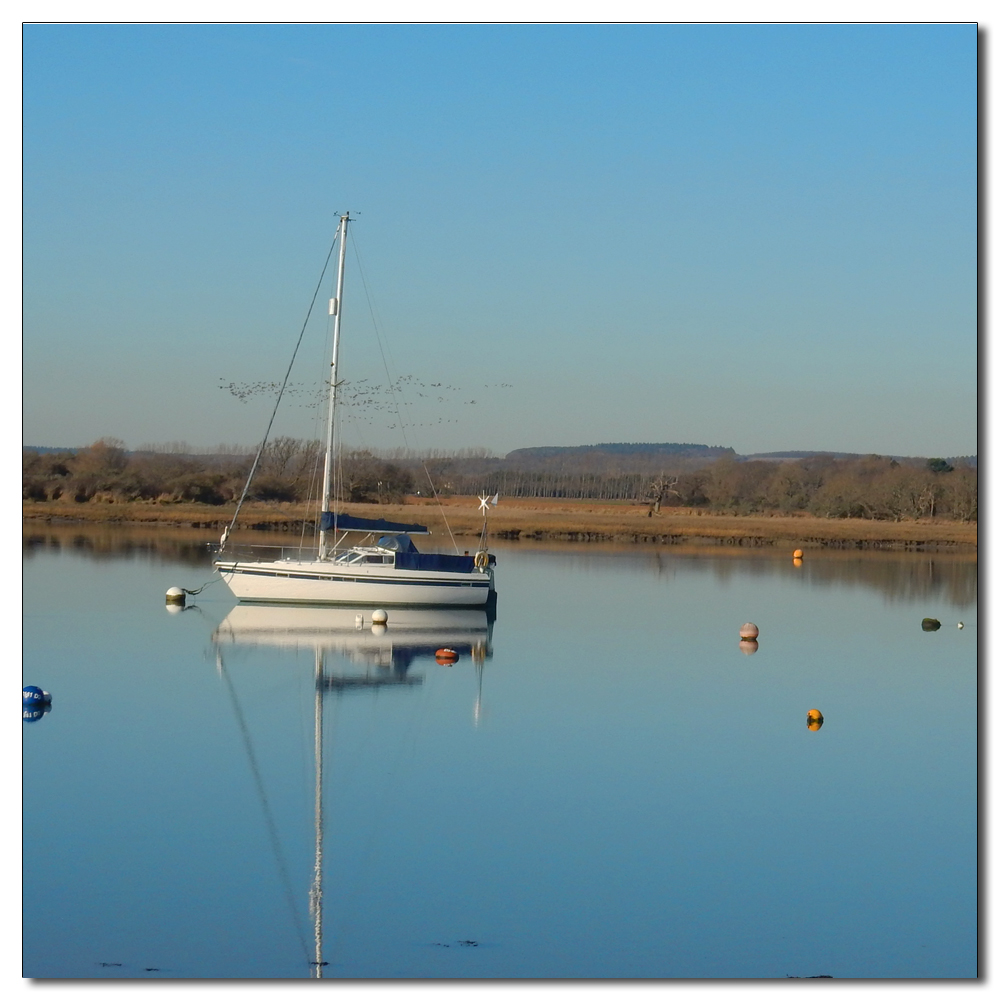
left=807, top=709, right=824, bottom=731
left=793, top=549, right=804, bottom=559
left=921, top=618, right=941, bottom=632
left=371, top=609, right=388, bottom=625
left=23, top=685, right=51, bottom=705
left=166, top=587, right=186, bottom=607
left=435, top=648, right=460, bottom=665
left=740, top=622, right=759, bottom=641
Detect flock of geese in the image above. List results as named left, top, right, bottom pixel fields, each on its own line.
left=218, top=375, right=514, bottom=429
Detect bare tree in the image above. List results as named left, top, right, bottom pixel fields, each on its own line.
left=645, top=476, right=680, bottom=516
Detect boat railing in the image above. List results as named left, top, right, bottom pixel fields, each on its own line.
left=212, top=542, right=324, bottom=563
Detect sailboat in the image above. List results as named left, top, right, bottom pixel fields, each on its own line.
left=214, top=212, right=497, bottom=607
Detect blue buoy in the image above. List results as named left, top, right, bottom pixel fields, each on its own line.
left=23, top=685, right=51, bottom=705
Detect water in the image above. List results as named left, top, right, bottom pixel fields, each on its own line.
left=22, top=527, right=977, bottom=979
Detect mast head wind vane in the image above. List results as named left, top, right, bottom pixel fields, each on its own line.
left=478, top=493, right=499, bottom=514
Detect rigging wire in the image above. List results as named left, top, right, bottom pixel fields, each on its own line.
left=349, top=234, right=461, bottom=554
left=299, top=300, right=339, bottom=556
left=217, top=651, right=312, bottom=965
left=298, top=443, right=326, bottom=555
left=220, top=228, right=341, bottom=552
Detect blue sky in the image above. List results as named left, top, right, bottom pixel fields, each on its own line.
left=22, top=23, right=977, bottom=457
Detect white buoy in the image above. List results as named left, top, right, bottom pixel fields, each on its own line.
left=355, top=613, right=364, bottom=630
left=958, top=622, right=965, bottom=629
left=166, top=587, right=185, bottom=607
left=739, top=622, right=759, bottom=641
left=371, top=609, right=388, bottom=625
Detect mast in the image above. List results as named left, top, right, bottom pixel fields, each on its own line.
left=318, top=212, right=351, bottom=559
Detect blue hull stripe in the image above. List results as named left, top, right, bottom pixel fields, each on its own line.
left=223, top=567, right=490, bottom=589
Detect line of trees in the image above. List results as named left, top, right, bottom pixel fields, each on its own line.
left=23, top=440, right=977, bottom=522
left=22, top=438, right=414, bottom=507
left=421, top=452, right=977, bottom=521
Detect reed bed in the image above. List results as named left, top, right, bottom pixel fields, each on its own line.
left=23, top=497, right=977, bottom=550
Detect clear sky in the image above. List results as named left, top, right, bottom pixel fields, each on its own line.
left=22, top=22, right=977, bottom=458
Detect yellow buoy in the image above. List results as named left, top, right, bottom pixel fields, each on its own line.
left=793, top=549, right=803, bottom=559
left=807, top=709, right=824, bottom=731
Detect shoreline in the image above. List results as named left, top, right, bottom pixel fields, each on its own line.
left=22, top=497, right=978, bottom=552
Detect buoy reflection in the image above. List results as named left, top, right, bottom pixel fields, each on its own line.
left=739, top=639, right=758, bottom=655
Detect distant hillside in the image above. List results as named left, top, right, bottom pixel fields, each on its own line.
left=741, top=451, right=864, bottom=461
left=741, top=450, right=977, bottom=467
left=505, top=442, right=735, bottom=472
left=507, top=441, right=733, bottom=459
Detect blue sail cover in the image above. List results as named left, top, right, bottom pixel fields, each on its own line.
left=320, top=512, right=430, bottom=534
left=394, top=552, right=476, bottom=573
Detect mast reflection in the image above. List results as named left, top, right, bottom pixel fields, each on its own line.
left=211, top=603, right=496, bottom=976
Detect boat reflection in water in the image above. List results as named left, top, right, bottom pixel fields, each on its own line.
left=210, top=603, right=495, bottom=977
left=212, top=604, right=494, bottom=687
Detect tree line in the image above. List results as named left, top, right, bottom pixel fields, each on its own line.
left=23, top=439, right=977, bottom=522
left=425, top=452, right=977, bottom=521
left=22, top=438, right=415, bottom=506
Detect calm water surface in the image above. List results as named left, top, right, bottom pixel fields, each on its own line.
left=22, top=527, right=977, bottom=979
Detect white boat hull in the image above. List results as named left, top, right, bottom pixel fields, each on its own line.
left=215, top=557, right=494, bottom=606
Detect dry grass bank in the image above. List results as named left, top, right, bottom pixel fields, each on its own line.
left=22, top=496, right=977, bottom=551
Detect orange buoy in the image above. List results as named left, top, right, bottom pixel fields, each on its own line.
left=807, top=709, right=824, bottom=731
left=435, top=648, right=459, bottom=665
left=739, top=622, right=759, bottom=640
left=793, top=549, right=804, bottom=559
